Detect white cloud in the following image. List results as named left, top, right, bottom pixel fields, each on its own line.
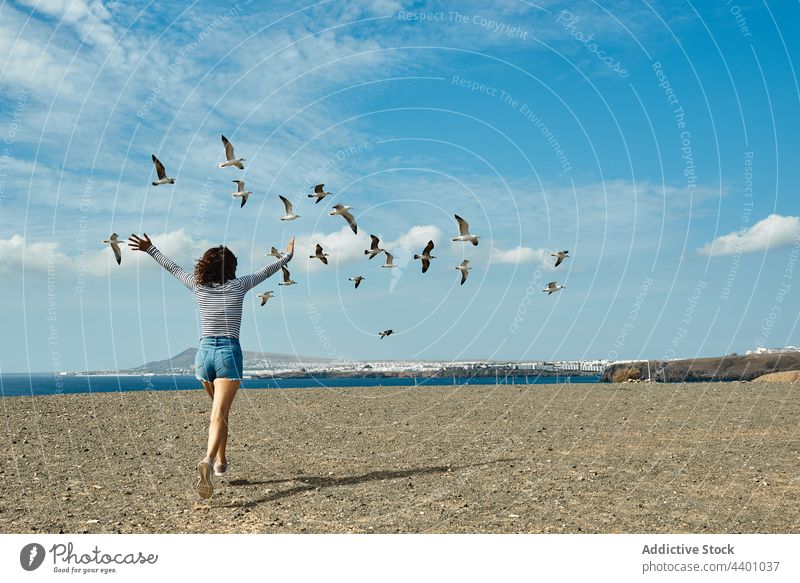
left=698, top=214, right=800, bottom=256
left=0, top=234, right=72, bottom=275
left=0, top=23, right=67, bottom=95
left=0, top=229, right=219, bottom=278
left=491, top=245, right=550, bottom=265
left=79, top=228, right=212, bottom=276
left=385, top=224, right=443, bottom=257
left=384, top=224, right=444, bottom=270
left=19, top=0, right=106, bottom=22
left=16, top=0, right=118, bottom=49
left=383, top=224, right=444, bottom=292
left=294, top=226, right=371, bottom=273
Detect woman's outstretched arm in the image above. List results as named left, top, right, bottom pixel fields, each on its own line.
left=238, top=237, right=295, bottom=292
left=128, top=233, right=195, bottom=290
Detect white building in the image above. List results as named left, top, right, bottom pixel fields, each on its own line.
left=745, top=346, right=800, bottom=355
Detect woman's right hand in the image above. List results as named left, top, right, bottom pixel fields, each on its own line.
left=286, top=236, right=295, bottom=255
left=128, top=233, right=153, bottom=252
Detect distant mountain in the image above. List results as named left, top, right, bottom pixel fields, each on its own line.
left=128, top=347, right=333, bottom=373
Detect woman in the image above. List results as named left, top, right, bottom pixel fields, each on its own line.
left=128, top=233, right=294, bottom=499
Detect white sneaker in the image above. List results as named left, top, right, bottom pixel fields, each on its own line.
left=197, top=458, right=214, bottom=499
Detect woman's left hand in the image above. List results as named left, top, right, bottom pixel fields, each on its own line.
left=286, top=236, right=295, bottom=255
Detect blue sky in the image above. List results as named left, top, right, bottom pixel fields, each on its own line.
left=1, top=0, right=799, bottom=372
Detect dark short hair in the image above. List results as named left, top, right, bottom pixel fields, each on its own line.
left=195, top=246, right=237, bottom=286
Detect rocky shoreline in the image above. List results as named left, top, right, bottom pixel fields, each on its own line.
left=602, top=352, right=800, bottom=383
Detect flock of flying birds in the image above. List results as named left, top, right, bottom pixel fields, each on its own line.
left=102, top=135, right=571, bottom=338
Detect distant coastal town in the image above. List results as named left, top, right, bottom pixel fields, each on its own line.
left=60, top=354, right=608, bottom=380
left=52, top=345, right=800, bottom=383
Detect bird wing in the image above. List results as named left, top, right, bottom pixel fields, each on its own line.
left=355, top=277, right=362, bottom=288
left=455, top=214, right=470, bottom=236
left=240, top=192, right=249, bottom=208
left=421, top=258, right=430, bottom=273
left=340, top=209, right=357, bottom=234
left=460, top=270, right=468, bottom=285
left=279, top=195, right=293, bottom=214
left=152, top=155, right=166, bottom=179
left=422, top=240, right=434, bottom=255
left=370, top=235, right=380, bottom=250
left=554, top=256, right=563, bottom=267
left=460, top=259, right=469, bottom=267
left=111, top=241, right=121, bottom=265
left=270, top=247, right=279, bottom=256
left=282, top=266, right=290, bottom=282
left=260, top=295, right=267, bottom=306
left=547, top=281, right=557, bottom=289
left=233, top=180, right=244, bottom=192
left=315, top=243, right=323, bottom=255
left=221, top=135, right=235, bottom=160
left=385, top=251, right=394, bottom=265
left=314, top=184, right=325, bottom=194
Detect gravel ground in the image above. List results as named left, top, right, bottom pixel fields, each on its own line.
left=1, top=382, right=799, bottom=533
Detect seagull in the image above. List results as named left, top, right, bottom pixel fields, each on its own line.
left=379, top=329, right=394, bottom=339
left=456, top=259, right=471, bottom=285
left=102, top=233, right=123, bottom=265
left=413, top=240, right=436, bottom=273
left=349, top=276, right=364, bottom=289
left=232, top=180, right=251, bottom=208
left=310, top=243, right=329, bottom=265
left=279, top=266, right=297, bottom=286
left=267, top=247, right=284, bottom=259
left=279, top=195, right=300, bottom=221
left=257, top=291, right=275, bottom=306
left=452, top=214, right=479, bottom=246
left=219, top=135, right=245, bottom=169
left=151, top=154, right=175, bottom=186
left=543, top=281, right=565, bottom=295
left=308, top=184, right=331, bottom=204
left=365, top=235, right=384, bottom=260
left=381, top=251, right=397, bottom=268
left=551, top=250, right=570, bottom=267
left=330, top=203, right=357, bottom=234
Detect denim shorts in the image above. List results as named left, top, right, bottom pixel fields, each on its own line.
left=195, top=336, right=243, bottom=382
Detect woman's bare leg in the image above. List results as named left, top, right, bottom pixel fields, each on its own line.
left=199, top=380, right=226, bottom=464
left=205, top=378, right=239, bottom=464
left=217, top=417, right=230, bottom=467
left=201, top=380, right=214, bottom=401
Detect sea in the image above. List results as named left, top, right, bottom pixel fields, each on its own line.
left=0, top=373, right=601, bottom=398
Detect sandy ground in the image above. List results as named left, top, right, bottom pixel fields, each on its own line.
left=1, top=382, right=799, bottom=533
left=754, top=371, right=800, bottom=382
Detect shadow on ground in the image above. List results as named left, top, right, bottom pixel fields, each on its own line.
left=224, top=458, right=520, bottom=508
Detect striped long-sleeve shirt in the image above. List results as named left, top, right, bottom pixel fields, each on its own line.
left=146, top=245, right=293, bottom=339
